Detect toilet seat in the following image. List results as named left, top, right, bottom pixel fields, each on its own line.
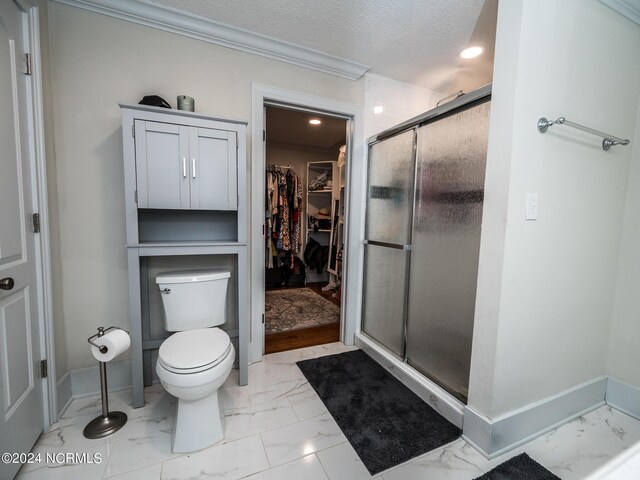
left=158, top=328, right=231, bottom=374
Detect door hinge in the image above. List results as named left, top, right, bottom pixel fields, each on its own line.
left=262, top=314, right=265, bottom=324
left=134, top=190, right=138, bottom=203
left=263, top=130, right=266, bottom=142
left=40, top=359, right=47, bottom=378
left=132, top=124, right=135, bottom=138
left=32, top=213, right=40, bottom=233
left=24, top=53, right=32, bottom=76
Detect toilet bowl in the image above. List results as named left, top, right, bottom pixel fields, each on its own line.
left=157, top=328, right=234, bottom=452
left=155, top=269, right=234, bottom=453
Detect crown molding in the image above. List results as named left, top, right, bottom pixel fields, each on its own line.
left=52, top=0, right=370, bottom=80
left=600, top=0, right=640, bottom=26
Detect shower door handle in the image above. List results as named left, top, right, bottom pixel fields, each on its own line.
left=364, top=239, right=411, bottom=251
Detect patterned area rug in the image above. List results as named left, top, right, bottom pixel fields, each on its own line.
left=265, top=287, right=340, bottom=334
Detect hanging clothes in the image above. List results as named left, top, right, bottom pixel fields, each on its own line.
left=265, top=165, right=303, bottom=269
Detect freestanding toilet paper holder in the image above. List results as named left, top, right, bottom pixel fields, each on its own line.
left=83, top=326, right=129, bottom=439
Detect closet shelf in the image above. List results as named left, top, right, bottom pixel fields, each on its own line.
left=308, top=189, right=332, bottom=193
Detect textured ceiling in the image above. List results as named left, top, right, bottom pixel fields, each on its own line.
left=266, top=107, right=346, bottom=149
left=148, top=0, right=498, bottom=91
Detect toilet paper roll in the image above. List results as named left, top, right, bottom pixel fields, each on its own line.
left=91, top=329, right=130, bottom=362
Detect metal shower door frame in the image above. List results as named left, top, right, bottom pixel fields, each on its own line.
left=362, top=84, right=492, bottom=397
left=362, top=126, right=417, bottom=358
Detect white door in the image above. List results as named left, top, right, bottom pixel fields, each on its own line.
left=0, top=2, right=44, bottom=478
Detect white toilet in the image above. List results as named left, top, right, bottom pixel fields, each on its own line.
left=155, top=269, right=235, bottom=453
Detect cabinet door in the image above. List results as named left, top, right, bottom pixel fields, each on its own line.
left=135, top=120, right=190, bottom=209
left=189, top=127, right=237, bottom=210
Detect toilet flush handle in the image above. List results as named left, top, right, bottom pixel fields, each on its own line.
left=161, top=288, right=171, bottom=294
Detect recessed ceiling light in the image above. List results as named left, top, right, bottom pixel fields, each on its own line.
left=374, top=105, right=384, bottom=114
left=459, top=45, right=484, bottom=59
left=309, top=119, right=321, bottom=125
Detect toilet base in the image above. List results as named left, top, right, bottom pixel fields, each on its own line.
left=172, top=390, right=223, bottom=453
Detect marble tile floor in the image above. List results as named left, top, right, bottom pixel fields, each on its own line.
left=17, top=342, right=640, bottom=480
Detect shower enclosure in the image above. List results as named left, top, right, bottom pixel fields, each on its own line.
left=361, top=85, right=491, bottom=403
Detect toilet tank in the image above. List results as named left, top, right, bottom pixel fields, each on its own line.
left=156, top=269, right=230, bottom=332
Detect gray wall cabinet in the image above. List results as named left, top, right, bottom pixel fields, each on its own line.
left=135, top=120, right=238, bottom=210
left=120, top=104, right=248, bottom=408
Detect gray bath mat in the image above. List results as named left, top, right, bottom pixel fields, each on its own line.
left=474, top=453, right=560, bottom=479
left=296, top=349, right=461, bottom=474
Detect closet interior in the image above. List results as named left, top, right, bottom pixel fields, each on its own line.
left=264, top=106, right=348, bottom=353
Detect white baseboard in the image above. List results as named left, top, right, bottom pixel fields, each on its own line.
left=606, top=377, right=640, bottom=420
left=463, top=376, right=607, bottom=458
left=355, top=332, right=465, bottom=428
left=70, top=361, right=133, bottom=399
left=56, top=372, right=73, bottom=418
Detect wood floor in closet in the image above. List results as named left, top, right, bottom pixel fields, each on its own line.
left=265, top=322, right=340, bottom=354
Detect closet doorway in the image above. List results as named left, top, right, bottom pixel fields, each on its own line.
left=264, top=106, right=348, bottom=354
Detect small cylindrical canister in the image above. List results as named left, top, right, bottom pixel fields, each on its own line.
left=177, top=95, right=194, bottom=112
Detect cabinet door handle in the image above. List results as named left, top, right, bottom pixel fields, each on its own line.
left=182, top=158, right=187, bottom=178
left=192, top=158, right=196, bottom=179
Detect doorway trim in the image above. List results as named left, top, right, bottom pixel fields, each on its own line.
left=18, top=0, right=58, bottom=426
left=250, top=83, right=365, bottom=363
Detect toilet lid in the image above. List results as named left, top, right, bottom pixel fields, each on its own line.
left=159, top=328, right=231, bottom=372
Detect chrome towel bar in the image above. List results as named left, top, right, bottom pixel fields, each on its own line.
left=537, top=116, right=630, bottom=151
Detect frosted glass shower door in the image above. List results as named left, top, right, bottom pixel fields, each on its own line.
left=362, top=244, right=410, bottom=357
left=405, top=100, right=491, bottom=401
left=361, top=129, right=416, bottom=357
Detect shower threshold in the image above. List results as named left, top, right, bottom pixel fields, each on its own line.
left=355, top=332, right=465, bottom=428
